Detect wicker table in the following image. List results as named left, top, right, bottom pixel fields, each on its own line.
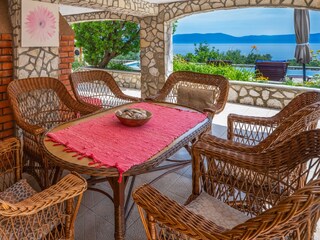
left=41, top=102, right=210, bottom=240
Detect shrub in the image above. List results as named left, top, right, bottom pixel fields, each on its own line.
left=107, top=62, right=132, bottom=71
left=173, top=57, right=255, bottom=81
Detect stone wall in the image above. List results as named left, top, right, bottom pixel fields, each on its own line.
left=104, top=69, right=319, bottom=109
left=105, top=69, right=141, bottom=89
left=8, top=0, right=59, bottom=79
left=228, top=81, right=319, bottom=109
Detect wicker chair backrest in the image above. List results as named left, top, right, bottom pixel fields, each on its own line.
left=8, top=77, right=79, bottom=131
left=258, top=102, right=320, bottom=151
left=158, top=71, right=229, bottom=113
left=276, top=91, right=320, bottom=120
left=70, top=70, right=133, bottom=108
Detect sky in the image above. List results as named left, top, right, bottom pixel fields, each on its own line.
left=175, top=8, right=320, bottom=36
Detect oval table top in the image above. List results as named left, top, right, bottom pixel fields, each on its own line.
left=41, top=102, right=210, bottom=177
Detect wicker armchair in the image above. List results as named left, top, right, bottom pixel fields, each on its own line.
left=228, top=91, right=320, bottom=145
left=149, top=71, right=229, bottom=119
left=203, top=101, right=320, bottom=155
left=133, top=129, right=320, bottom=240
left=0, top=137, right=87, bottom=239
left=7, top=77, right=100, bottom=189
left=70, top=70, right=141, bottom=109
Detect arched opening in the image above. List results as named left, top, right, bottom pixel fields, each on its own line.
left=72, top=20, right=142, bottom=97
left=171, top=7, right=320, bottom=82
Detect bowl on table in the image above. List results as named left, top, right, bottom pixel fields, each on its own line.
left=115, top=108, right=152, bottom=127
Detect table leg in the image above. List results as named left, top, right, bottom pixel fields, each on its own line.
left=108, top=177, right=127, bottom=240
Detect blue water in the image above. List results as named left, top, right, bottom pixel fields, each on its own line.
left=174, top=43, right=320, bottom=60
left=125, top=43, right=320, bottom=77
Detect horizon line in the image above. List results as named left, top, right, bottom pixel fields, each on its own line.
left=173, top=32, right=320, bottom=37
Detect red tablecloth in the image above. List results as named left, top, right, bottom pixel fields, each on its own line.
left=47, top=102, right=207, bottom=182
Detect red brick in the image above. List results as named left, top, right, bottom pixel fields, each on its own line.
left=59, top=63, right=69, bottom=69
left=2, top=63, right=12, bottom=70
left=0, top=129, right=14, bottom=139
left=68, top=52, right=75, bottom=57
left=0, top=41, right=12, bottom=48
left=3, top=121, right=13, bottom=129
left=0, top=100, right=9, bottom=108
left=1, top=77, right=12, bottom=85
left=1, top=48, right=13, bottom=55
left=59, top=52, right=69, bottom=58
left=61, top=35, right=74, bottom=41
left=61, top=57, right=74, bottom=63
left=59, top=74, right=69, bottom=80
left=0, top=56, right=12, bottom=62
left=0, top=85, right=7, bottom=93
left=59, top=46, right=74, bottom=52
left=61, top=69, right=71, bottom=74
left=60, top=41, right=69, bottom=47
left=0, top=115, right=12, bottom=123
left=3, top=107, right=12, bottom=115
left=0, top=70, right=12, bottom=77
left=68, top=40, right=74, bottom=46
left=1, top=34, right=12, bottom=41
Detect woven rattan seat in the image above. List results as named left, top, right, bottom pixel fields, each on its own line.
left=7, top=77, right=99, bottom=189
left=70, top=70, right=141, bottom=109
left=133, top=129, right=320, bottom=240
left=149, top=71, right=229, bottom=120
left=0, top=137, right=87, bottom=239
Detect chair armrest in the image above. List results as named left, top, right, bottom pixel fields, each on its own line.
left=133, top=184, right=226, bottom=239
left=71, top=101, right=101, bottom=115
left=200, top=133, right=261, bottom=153
left=227, top=113, right=279, bottom=143
left=144, top=94, right=161, bottom=101
left=0, top=172, right=87, bottom=216
left=15, top=118, right=45, bottom=137
left=117, top=93, right=141, bottom=102
left=0, top=137, right=20, bottom=151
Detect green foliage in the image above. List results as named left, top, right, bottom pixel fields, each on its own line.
left=180, top=43, right=272, bottom=64
left=172, top=21, right=178, bottom=35
left=107, top=62, right=133, bottom=71
left=73, top=21, right=140, bottom=68
left=173, top=56, right=255, bottom=81
left=114, top=52, right=140, bottom=61
left=72, top=59, right=85, bottom=71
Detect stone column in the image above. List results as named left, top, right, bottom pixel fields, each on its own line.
left=164, top=21, right=173, bottom=77
left=8, top=0, right=59, bottom=79
left=140, top=16, right=164, bottom=98
left=140, top=16, right=173, bottom=98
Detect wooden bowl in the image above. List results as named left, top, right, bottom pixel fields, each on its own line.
left=115, top=108, right=152, bottom=127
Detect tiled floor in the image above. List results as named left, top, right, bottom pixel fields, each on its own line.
left=74, top=89, right=319, bottom=239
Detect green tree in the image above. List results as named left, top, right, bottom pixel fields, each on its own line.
left=73, top=21, right=140, bottom=68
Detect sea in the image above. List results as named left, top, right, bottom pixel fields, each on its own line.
left=173, top=43, right=320, bottom=60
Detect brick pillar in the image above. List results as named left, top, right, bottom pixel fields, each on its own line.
left=0, top=33, right=13, bottom=139
left=59, top=15, right=75, bottom=96
left=59, top=35, right=74, bottom=95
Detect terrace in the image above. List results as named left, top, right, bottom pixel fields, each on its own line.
left=0, top=0, right=320, bottom=240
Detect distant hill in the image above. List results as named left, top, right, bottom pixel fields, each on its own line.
left=173, top=33, right=320, bottom=44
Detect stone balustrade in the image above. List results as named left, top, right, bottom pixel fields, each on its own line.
left=105, top=69, right=320, bottom=109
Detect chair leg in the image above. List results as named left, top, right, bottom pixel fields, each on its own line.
left=147, top=214, right=157, bottom=240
